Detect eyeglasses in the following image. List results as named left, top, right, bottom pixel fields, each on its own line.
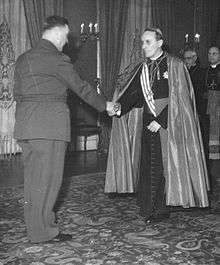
left=184, top=56, right=196, bottom=60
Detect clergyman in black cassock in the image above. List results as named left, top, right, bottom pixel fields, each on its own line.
left=205, top=46, right=220, bottom=212
left=106, top=28, right=209, bottom=223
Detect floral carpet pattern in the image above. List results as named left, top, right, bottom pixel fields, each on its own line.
left=0, top=173, right=219, bottom=265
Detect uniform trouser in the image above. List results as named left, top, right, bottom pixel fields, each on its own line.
left=19, top=139, right=67, bottom=243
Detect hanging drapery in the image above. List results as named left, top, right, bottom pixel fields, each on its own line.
left=151, top=0, right=175, bottom=52
left=98, top=0, right=129, bottom=152
left=105, top=0, right=153, bottom=193
left=0, top=0, right=30, bottom=159
left=196, top=0, right=220, bottom=64
left=0, top=17, right=16, bottom=157
left=120, top=0, right=152, bottom=71
left=22, top=0, right=63, bottom=47
left=0, top=17, right=14, bottom=111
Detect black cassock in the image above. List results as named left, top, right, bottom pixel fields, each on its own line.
left=118, top=54, right=170, bottom=219
left=188, top=65, right=209, bottom=160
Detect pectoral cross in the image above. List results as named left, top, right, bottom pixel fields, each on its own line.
left=208, top=80, right=216, bottom=90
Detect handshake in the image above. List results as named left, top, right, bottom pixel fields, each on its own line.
left=106, top=101, right=121, bottom=116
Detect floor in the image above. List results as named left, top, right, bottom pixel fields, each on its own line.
left=1, top=172, right=219, bottom=265
left=0, top=149, right=219, bottom=265
left=1, top=150, right=219, bottom=189
left=0, top=150, right=108, bottom=188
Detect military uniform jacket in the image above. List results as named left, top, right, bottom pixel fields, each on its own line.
left=14, top=39, right=106, bottom=141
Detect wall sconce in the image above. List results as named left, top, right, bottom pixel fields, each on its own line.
left=194, top=33, right=200, bottom=43
left=184, top=33, right=200, bottom=43
left=80, top=22, right=100, bottom=42
left=79, top=22, right=101, bottom=95
left=185, top=34, right=189, bottom=43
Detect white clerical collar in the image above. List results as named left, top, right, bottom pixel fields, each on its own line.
left=150, top=51, right=163, bottom=61
left=210, top=62, right=220, bottom=68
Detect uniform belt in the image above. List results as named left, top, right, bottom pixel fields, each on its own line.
left=15, top=94, right=67, bottom=103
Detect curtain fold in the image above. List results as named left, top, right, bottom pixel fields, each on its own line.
left=0, top=0, right=30, bottom=158
left=22, top=0, right=63, bottom=47
left=98, top=0, right=129, bottom=151
left=151, top=0, right=175, bottom=52
left=105, top=0, right=152, bottom=193
left=196, top=0, right=220, bottom=64
left=99, top=0, right=129, bottom=100
left=151, top=0, right=220, bottom=63
left=120, top=0, right=152, bottom=71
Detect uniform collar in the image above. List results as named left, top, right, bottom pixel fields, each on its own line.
left=38, top=39, right=61, bottom=53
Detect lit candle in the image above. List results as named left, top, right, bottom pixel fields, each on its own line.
left=195, top=33, right=200, bottom=42
left=94, top=23, right=99, bottom=33
left=80, top=23, right=84, bottom=34
left=89, top=23, right=93, bottom=33
left=185, top=34, right=189, bottom=43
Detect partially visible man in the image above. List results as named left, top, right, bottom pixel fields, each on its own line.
left=106, top=28, right=209, bottom=223
left=183, top=48, right=209, bottom=161
left=183, top=48, right=205, bottom=112
left=14, top=15, right=115, bottom=243
left=205, top=45, right=220, bottom=212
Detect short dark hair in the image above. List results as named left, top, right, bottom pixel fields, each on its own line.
left=143, top=27, right=163, bottom=41
left=208, top=45, right=220, bottom=53
left=43, top=15, right=69, bottom=31
left=183, top=46, right=197, bottom=55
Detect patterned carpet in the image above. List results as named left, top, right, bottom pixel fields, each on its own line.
left=0, top=172, right=219, bottom=265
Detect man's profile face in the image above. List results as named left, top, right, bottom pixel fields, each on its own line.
left=183, top=51, right=197, bottom=68
left=54, top=24, right=69, bottom=51
left=208, top=47, right=220, bottom=65
left=141, top=31, right=163, bottom=59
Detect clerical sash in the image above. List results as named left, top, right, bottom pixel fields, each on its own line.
left=140, top=63, right=156, bottom=117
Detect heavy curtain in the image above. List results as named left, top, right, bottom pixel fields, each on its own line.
left=151, top=0, right=175, bottom=52
left=0, top=0, right=30, bottom=158
left=22, top=0, right=63, bottom=47
left=196, top=0, right=220, bottom=65
left=98, top=0, right=129, bottom=152
left=105, top=0, right=152, bottom=193
left=151, top=0, right=220, bottom=64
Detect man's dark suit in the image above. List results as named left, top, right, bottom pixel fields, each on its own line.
left=14, top=39, right=106, bottom=242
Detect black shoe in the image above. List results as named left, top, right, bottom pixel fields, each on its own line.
left=48, top=233, right=72, bottom=243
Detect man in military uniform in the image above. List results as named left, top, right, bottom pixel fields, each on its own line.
left=14, top=15, right=115, bottom=243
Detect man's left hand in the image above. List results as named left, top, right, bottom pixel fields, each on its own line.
left=147, top=120, right=161, bottom=132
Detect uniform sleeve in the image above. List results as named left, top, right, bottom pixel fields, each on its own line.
left=56, top=54, right=106, bottom=112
